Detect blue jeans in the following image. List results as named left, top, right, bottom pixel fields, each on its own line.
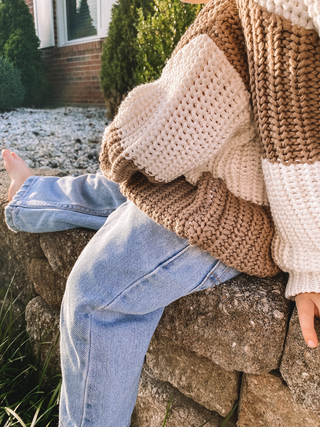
left=5, top=173, right=240, bottom=427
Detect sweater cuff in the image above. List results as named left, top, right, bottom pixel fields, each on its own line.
left=285, top=272, right=320, bottom=300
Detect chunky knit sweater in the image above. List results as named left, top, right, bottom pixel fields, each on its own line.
left=100, top=0, right=320, bottom=300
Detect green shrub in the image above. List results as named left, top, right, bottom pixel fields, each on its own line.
left=0, top=0, right=49, bottom=107
left=0, top=56, right=24, bottom=111
left=134, top=0, right=202, bottom=85
left=0, top=281, right=61, bottom=427
left=100, top=0, right=201, bottom=120
left=100, top=0, right=154, bottom=119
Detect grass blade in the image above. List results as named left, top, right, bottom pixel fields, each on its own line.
left=30, top=399, right=43, bottom=427
left=0, top=413, right=9, bottom=427
left=197, top=414, right=216, bottom=427
left=161, top=391, right=174, bottom=427
left=220, top=402, right=238, bottom=427
left=37, top=332, right=60, bottom=390
left=47, top=379, right=61, bottom=408
left=196, top=401, right=238, bottom=427
left=5, top=407, right=27, bottom=427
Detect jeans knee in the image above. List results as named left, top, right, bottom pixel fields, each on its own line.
left=63, top=253, right=118, bottom=316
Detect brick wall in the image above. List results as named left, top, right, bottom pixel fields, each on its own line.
left=42, top=42, right=105, bottom=106
left=25, top=0, right=34, bottom=15
left=25, top=0, right=106, bottom=107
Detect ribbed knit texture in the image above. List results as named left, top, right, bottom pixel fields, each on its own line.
left=100, top=0, right=320, bottom=297
left=120, top=172, right=278, bottom=277
left=253, top=0, right=320, bottom=33
left=238, top=0, right=320, bottom=297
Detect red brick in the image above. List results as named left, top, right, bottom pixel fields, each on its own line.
left=23, top=0, right=104, bottom=105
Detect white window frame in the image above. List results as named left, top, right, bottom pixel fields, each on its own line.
left=56, top=0, right=113, bottom=47
left=34, top=0, right=55, bottom=49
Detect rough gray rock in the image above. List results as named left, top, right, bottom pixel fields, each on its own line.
left=156, top=273, right=291, bottom=374
left=146, top=332, right=240, bottom=416
left=40, top=228, right=95, bottom=278
left=0, top=169, right=94, bottom=306
left=0, top=169, right=65, bottom=304
left=131, top=365, right=237, bottom=427
left=29, top=258, right=66, bottom=307
left=237, top=371, right=320, bottom=426
left=25, top=296, right=60, bottom=378
left=280, top=308, right=320, bottom=414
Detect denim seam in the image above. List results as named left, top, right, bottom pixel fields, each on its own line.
left=8, top=176, right=37, bottom=207
left=217, top=264, right=234, bottom=280
left=209, top=263, right=231, bottom=285
left=80, top=313, right=93, bottom=427
left=187, top=260, right=222, bottom=294
left=99, top=244, right=190, bottom=310
left=11, top=203, right=117, bottom=216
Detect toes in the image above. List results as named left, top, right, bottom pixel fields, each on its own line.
left=2, top=150, right=14, bottom=170
left=2, top=149, right=12, bottom=160
left=11, top=152, right=22, bottom=161
left=2, top=150, right=22, bottom=165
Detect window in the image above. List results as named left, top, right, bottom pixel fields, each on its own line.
left=34, top=0, right=55, bottom=49
left=56, top=0, right=114, bottom=47
left=66, top=0, right=97, bottom=41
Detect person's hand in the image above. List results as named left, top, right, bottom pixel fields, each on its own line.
left=295, top=292, right=320, bottom=348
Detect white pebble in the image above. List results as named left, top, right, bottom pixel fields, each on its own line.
left=0, top=107, right=110, bottom=177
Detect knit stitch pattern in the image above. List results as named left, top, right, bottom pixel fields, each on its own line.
left=262, top=159, right=320, bottom=298
left=120, top=172, right=279, bottom=277
left=253, top=0, right=320, bottom=34
left=101, top=34, right=252, bottom=184
left=100, top=0, right=320, bottom=296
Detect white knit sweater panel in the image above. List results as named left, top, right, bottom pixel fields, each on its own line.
left=114, top=34, right=267, bottom=206
left=253, top=0, right=320, bottom=34
left=114, top=36, right=253, bottom=181
left=262, top=159, right=320, bottom=299
left=185, top=119, right=268, bottom=206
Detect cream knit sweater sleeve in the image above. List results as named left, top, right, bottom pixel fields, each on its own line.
left=99, top=0, right=280, bottom=279
left=101, top=33, right=255, bottom=189
left=100, top=0, right=320, bottom=294
left=239, top=0, right=320, bottom=299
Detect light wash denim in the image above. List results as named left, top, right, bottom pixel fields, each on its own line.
left=5, top=173, right=240, bottom=427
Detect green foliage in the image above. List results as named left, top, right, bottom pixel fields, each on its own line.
left=100, top=0, right=153, bottom=119
left=134, top=0, right=202, bottom=85
left=0, top=56, right=24, bottom=111
left=100, top=0, right=201, bottom=119
left=0, top=0, right=49, bottom=107
left=0, top=280, right=61, bottom=427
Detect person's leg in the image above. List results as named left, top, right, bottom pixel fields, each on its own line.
left=3, top=150, right=126, bottom=233
left=59, top=201, right=240, bottom=427
left=2, top=149, right=34, bottom=202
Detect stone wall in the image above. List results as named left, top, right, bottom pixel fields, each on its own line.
left=1, top=170, right=320, bottom=426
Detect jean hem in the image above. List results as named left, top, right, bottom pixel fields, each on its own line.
left=4, top=176, right=37, bottom=232
left=6, top=174, right=119, bottom=219
left=10, top=176, right=38, bottom=205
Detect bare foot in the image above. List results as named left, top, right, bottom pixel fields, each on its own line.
left=2, top=150, right=33, bottom=201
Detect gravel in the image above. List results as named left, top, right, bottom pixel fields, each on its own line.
left=0, top=107, right=111, bottom=176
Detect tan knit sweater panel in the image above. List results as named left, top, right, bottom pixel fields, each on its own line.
left=100, top=0, right=320, bottom=298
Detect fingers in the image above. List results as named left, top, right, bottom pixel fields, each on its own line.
left=295, top=293, right=320, bottom=348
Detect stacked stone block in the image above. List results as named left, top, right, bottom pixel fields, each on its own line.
left=1, top=170, right=320, bottom=426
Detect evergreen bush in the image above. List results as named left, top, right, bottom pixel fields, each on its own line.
left=100, top=0, right=153, bottom=119
left=0, top=56, right=25, bottom=111
left=134, top=0, right=202, bottom=85
left=100, top=0, right=201, bottom=119
left=0, top=0, right=49, bottom=107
